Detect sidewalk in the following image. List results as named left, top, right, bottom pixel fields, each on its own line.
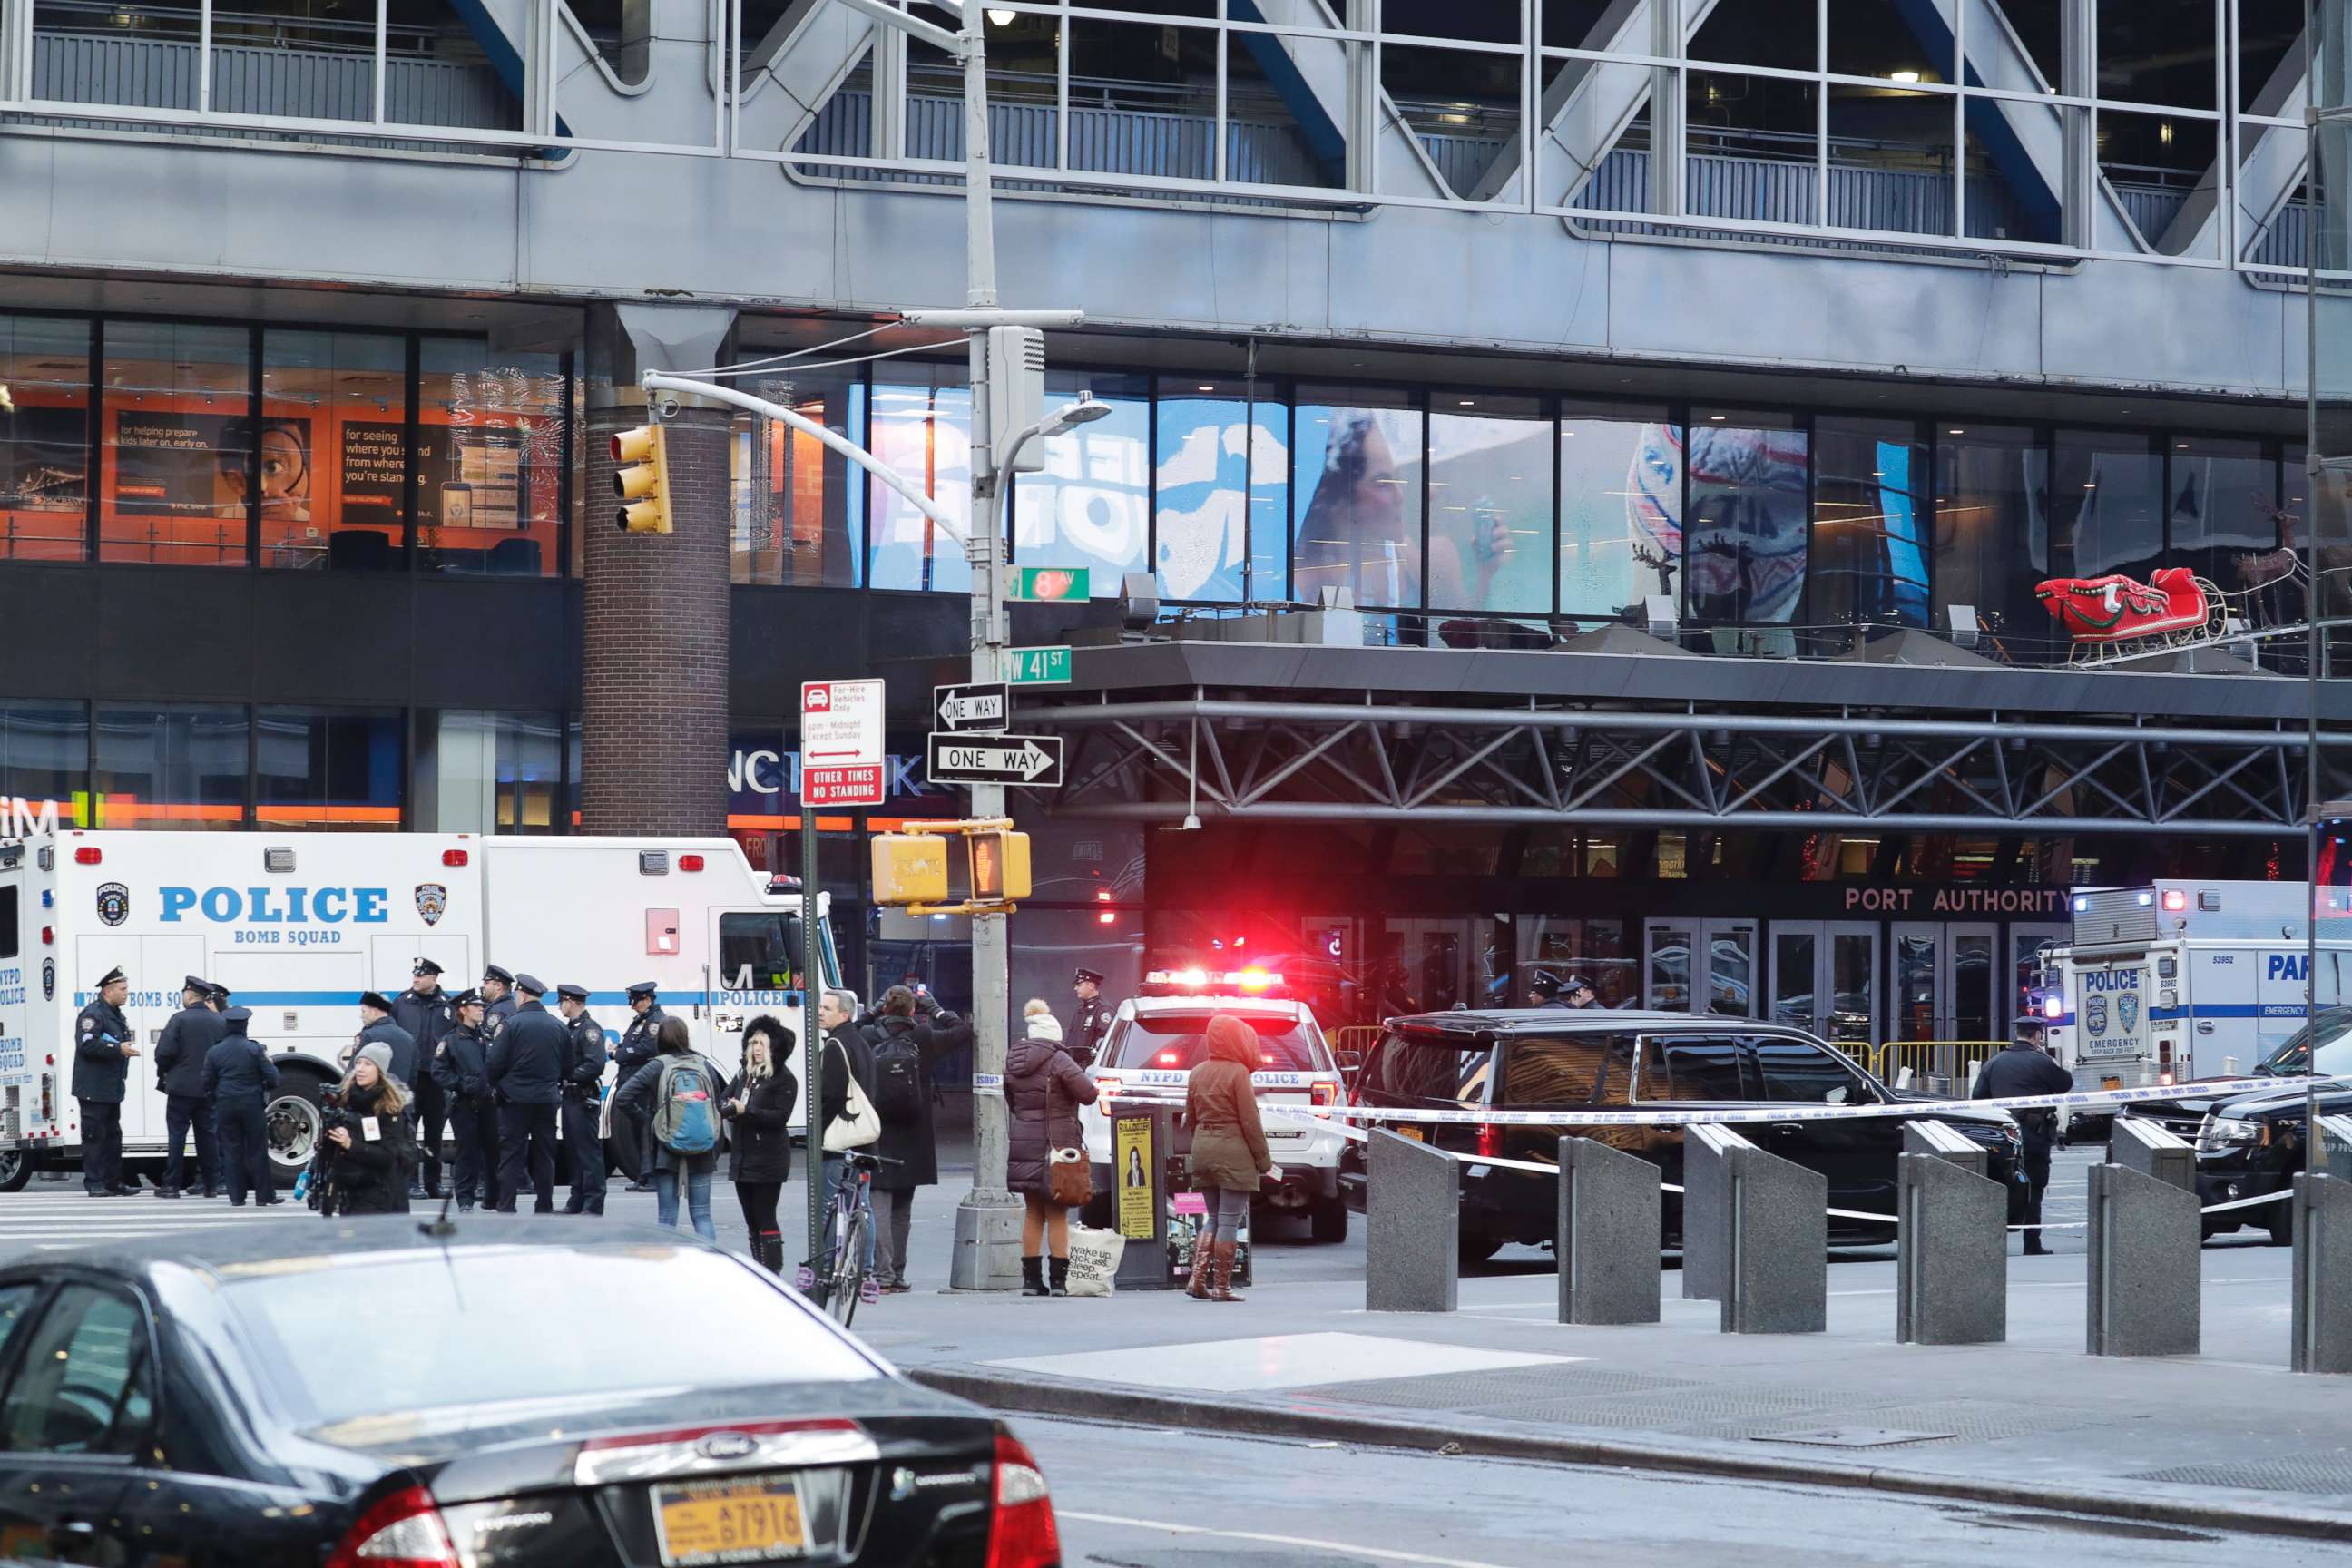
left=850, top=1237, right=2352, bottom=1542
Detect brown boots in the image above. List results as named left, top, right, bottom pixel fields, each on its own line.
left=1187, top=1238, right=1215, bottom=1298
left=1186, top=1237, right=1245, bottom=1301
left=1210, top=1240, right=1243, bottom=1302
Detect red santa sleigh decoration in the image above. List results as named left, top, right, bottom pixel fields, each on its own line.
left=2034, top=566, right=2226, bottom=661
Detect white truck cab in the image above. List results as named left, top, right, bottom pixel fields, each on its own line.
left=0, top=830, right=846, bottom=1185
left=1076, top=968, right=1351, bottom=1243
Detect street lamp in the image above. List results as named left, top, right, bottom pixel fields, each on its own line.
left=994, top=397, right=1110, bottom=538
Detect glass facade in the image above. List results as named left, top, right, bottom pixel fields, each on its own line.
left=0, top=314, right=571, bottom=575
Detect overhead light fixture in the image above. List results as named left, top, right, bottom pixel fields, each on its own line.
left=1891, top=70, right=1921, bottom=83
left=987, top=7, right=1016, bottom=24
left=1948, top=427, right=1965, bottom=436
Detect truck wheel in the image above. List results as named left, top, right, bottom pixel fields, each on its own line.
left=1310, top=1200, right=1348, bottom=1245
left=267, top=1069, right=328, bottom=1173
left=0, top=1150, right=28, bottom=1193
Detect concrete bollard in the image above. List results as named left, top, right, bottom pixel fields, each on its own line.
left=2108, top=1115, right=2196, bottom=1195
left=2293, top=1118, right=2352, bottom=1375
left=1366, top=1127, right=1457, bottom=1314
left=2086, top=1162, right=2201, bottom=1357
left=1896, top=1133, right=2008, bottom=1346
left=1558, top=1136, right=1661, bottom=1326
left=1683, top=1123, right=1827, bottom=1334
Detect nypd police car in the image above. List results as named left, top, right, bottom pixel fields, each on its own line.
left=1076, top=969, right=1351, bottom=1243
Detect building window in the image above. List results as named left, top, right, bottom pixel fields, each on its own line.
left=0, top=315, right=91, bottom=562
left=0, top=703, right=88, bottom=828
left=1685, top=409, right=1808, bottom=627
left=415, top=710, right=563, bottom=834
left=730, top=368, right=864, bottom=588
left=1812, top=416, right=1930, bottom=639
left=259, top=330, right=407, bottom=572
left=1559, top=402, right=1678, bottom=622
left=1425, top=393, right=1553, bottom=616
left=2166, top=436, right=2280, bottom=586
left=254, top=708, right=404, bottom=829
left=100, top=322, right=251, bottom=567
left=416, top=342, right=565, bottom=578
left=1933, top=424, right=2048, bottom=657
left=1011, top=371, right=1151, bottom=598
left=868, top=366, right=974, bottom=593
left=2052, top=428, right=2162, bottom=583
left=1293, top=386, right=1424, bottom=611
left=93, top=703, right=248, bottom=828
left=1152, top=376, right=1288, bottom=604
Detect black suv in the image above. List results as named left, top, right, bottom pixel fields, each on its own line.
left=1341, top=1010, right=2024, bottom=1262
left=2120, top=1008, right=2352, bottom=1244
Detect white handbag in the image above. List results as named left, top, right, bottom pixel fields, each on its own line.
left=823, top=1070, right=882, bottom=1152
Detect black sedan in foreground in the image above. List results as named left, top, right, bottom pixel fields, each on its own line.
left=0, top=1217, right=1062, bottom=1566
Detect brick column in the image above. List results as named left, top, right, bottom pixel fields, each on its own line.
left=580, top=403, right=732, bottom=836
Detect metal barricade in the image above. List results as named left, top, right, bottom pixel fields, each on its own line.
left=1877, top=1040, right=2010, bottom=1092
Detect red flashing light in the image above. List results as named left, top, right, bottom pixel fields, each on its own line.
left=1312, top=1082, right=1338, bottom=1107
left=2159, top=1071, right=2175, bottom=1086
left=984, top=1433, right=1062, bottom=1568
left=325, top=1485, right=459, bottom=1568
left=679, top=854, right=706, bottom=872
left=441, top=849, right=469, bottom=867
left=2161, top=889, right=2188, bottom=912
left=39, top=928, right=52, bottom=946
left=1098, top=911, right=1117, bottom=926
left=1232, top=936, right=1246, bottom=949
left=1476, top=1123, right=1503, bottom=1161
left=1094, top=888, right=1112, bottom=902
left=72, top=848, right=101, bottom=865
left=1156, top=1052, right=1181, bottom=1066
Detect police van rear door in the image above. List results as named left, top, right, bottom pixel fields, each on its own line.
left=2073, top=951, right=2154, bottom=1081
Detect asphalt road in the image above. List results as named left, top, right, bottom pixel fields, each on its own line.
left=1023, top=1416, right=2352, bottom=1568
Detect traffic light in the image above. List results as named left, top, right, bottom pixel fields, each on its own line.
left=871, top=833, right=949, bottom=906
left=970, top=829, right=1032, bottom=902
left=611, top=423, right=673, bottom=534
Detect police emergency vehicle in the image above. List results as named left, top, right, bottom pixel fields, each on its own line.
left=0, top=830, right=844, bottom=1189
left=1074, top=968, right=1351, bottom=1243
left=2040, top=880, right=2351, bottom=1093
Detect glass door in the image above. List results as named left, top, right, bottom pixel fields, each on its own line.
left=1650, top=919, right=1758, bottom=1017
left=2010, top=922, right=2068, bottom=1025
left=1892, top=923, right=1942, bottom=1042
left=1385, top=919, right=1471, bottom=1014
left=1769, top=923, right=1879, bottom=1047
left=1645, top=920, right=1697, bottom=1013
left=1948, top=922, right=2000, bottom=1049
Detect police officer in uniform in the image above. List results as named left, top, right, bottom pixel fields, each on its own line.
left=432, top=990, right=502, bottom=1212
left=1973, top=1014, right=2074, bottom=1257
left=353, top=993, right=418, bottom=1087
left=481, top=965, right=518, bottom=1038
left=390, top=959, right=456, bottom=1200
left=487, top=974, right=565, bottom=1213
left=202, top=1006, right=279, bottom=1206
left=612, top=982, right=667, bottom=1191
left=74, top=967, right=138, bottom=1197
left=1068, top=968, right=1112, bottom=1071
left=554, top=984, right=609, bottom=1215
left=152, top=975, right=223, bottom=1199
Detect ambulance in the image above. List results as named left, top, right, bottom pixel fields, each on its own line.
left=2040, top=880, right=2352, bottom=1099
left=0, top=830, right=847, bottom=1190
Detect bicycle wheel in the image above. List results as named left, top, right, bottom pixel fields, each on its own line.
left=828, top=1207, right=868, bottom=1328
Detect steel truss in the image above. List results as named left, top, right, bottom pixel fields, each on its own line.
left=1023, top=700, right=2350, bottom=838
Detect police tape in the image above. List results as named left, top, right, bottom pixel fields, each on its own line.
left=1102, top=1073, right=2328, bottom=1129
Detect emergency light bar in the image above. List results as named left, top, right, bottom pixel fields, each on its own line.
left=1141, top=967, right=1287, bottom=995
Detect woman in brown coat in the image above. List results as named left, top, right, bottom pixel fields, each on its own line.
left=1185, top=1014, right=1279, bottom=1302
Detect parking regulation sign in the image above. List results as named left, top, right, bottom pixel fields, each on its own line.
left=799, top=679, right=886, bottom=807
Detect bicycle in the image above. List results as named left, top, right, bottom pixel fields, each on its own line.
left=798, top=1149, right=895, bottom=1328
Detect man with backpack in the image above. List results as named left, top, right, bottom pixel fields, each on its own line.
left=613, top=1015, right=729, bottom=1240
left=485, top=973, right=565, bottom=1214
left=863, top=986, right=965, bottom=1293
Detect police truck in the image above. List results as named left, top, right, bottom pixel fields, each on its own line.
left=0, top=830, right=845, bottom=1190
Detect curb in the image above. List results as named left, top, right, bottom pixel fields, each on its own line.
left=906, top=1365, right=2352, bottom=1545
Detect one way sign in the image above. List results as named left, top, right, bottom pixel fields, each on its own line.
left=934, top=681, right=1010, bottom=734
left=927, top=733, right=1064, bottom=788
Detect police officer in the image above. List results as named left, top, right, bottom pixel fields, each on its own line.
left=432, top=990, right=503, bottom=1212
left=352, top=993, right=417, bottom=1086
left=201, top=1006, right=280, bottom=1207
left=1526, top=972, right=1563, bottom=1007
left=554, top=984, right=609, bottom=1216
left=612, top=982, right=667, bottom=1191
left=1561, top=975, right=1601, bottom=1010
left=74, top=966, right=138, bottom=1197
left=152, top=975, right=223, bottom=1199
left=390, top=959, right=456, bottom=1200
left=487, top=974, right=564, bottom=1214
left=1068, top=968, right=1113, bottom=1072
left=1973, top=1014, right=2075, bottom=1258
left=481, top=966, right=518, bottom=1038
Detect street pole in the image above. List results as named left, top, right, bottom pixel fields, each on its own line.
left=803, top=813, right=824, bottom=1269
left=946, top=4, right=1026, bottom=1292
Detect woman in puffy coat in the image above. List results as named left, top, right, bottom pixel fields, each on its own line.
left=1185, top=1014, right=1276, bottom=1302
left=723, top=1017, right=798, bottom=1276
left=1004, top=1001, right=1097, bottom=1298
left=321, top=1042, right=421, bottom=1217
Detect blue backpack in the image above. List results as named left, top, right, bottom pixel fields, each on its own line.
left=651, top=1055, right=720, bottom=1156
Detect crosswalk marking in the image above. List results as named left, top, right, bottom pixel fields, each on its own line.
left=0, top=1189, right=314, bottom=1254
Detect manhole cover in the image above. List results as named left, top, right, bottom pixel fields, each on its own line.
left=1755, top=1426, right=1957, bottom=1449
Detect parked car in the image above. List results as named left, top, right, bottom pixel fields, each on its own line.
left=0, top=1218, right=1063, bottom=1567
left=1340, top=1010, right=2024, bottom=1263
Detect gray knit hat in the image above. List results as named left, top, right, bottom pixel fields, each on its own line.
left=354, top=1041, right=396, bottom=1079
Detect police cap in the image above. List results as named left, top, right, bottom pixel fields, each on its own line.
left=182, top=975, right=211, bottom=996
left=207, top=984, right=230, bottom=1003
left=1563, top=975, right=1595, bottom=995
left=512, top=973, right=546, bottom=997
left=626, top=981, right=659, bottom=1001
left=358, top=992, right=395, bottom=1014
left=1073, top=967, right=1103, bottom=986
left=483, top=965, right=514, bottom=986
left=412, top=957, right=444, bottom=977
left=450, top=988, right=484, bottom=1009
left=223, top=1006, right=252, bottom=1024
left=555, top=983, right=590, bottom=1003
left=2014, top=1012, right=2052, bottom=1032
left=94, top=966, right=125, bottom=989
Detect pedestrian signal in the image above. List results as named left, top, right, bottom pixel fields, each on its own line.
left=612, top=424, right=674, bottom=534
left=871, top=833, right=950, bottom=906
left=970, top=829, right=1032, bottom=902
